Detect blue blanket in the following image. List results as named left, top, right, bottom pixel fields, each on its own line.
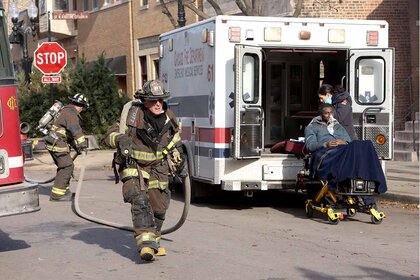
left=309, top=140, right=387, bottom=193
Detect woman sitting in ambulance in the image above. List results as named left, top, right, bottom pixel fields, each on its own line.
left=304, top=103, right=387, bottom=196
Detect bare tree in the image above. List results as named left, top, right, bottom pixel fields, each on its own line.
left=161, top=0, right=342, bottom=28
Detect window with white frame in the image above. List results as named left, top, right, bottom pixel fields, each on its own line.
left=141, top=0, right=149, bottom=7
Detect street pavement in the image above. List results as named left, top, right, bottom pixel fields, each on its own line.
left=24, top=149, right=419, bottom=205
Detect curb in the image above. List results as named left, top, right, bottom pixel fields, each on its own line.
left=380, top=193, right=419, bottom=205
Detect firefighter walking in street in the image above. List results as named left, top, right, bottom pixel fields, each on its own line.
left=105, top=80, right=182, bottom=262
left=45, top=93, right=89, bottom=201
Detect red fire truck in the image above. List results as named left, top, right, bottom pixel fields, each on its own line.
left=0, top=1, right=39, bottom=217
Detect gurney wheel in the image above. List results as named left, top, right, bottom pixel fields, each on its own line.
left=305, top=200, right=313, bottom=218
left=371, top=215, right=383, bottom=225
left=328, top=216, right=339, bottom=225
left=346, top=208, right=356, bottom=218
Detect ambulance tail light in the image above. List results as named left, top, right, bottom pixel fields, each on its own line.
left=375, top=134, right=386, bottom=145
left=366, top=31, right=379, bottom=46
left=229, top=27, right=241, bottom=42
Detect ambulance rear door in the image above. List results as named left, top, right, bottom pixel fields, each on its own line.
left=348, top=48, right=394, bottom=159
left=233, top=45, right=263, bottom=159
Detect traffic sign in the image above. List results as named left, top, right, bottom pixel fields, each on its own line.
left=42, top=75, right=62, bottom=84
left=34, top=42, right=67, bottom=75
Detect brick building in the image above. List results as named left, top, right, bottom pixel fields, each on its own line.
left=293, top=0, right=419, bottom=130
left=132, top=0, right=200, bottom=96
left=6, top=0, right=419, bottom=127
left=7, top=0, right=199, bottom=98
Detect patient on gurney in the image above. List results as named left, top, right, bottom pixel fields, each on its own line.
left=304, top=103, right=387, bottom=196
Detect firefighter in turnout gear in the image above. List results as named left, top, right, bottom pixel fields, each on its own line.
left=105, top=80, right=182, bottom=262
left=46, top=93, right=89, bottom=201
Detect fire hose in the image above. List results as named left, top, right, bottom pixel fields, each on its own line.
left=26, top=150, right=190, bottom=235
left=24, top=153, right=79, bottom=185
left=73, top=151, right=191, bottom=234
left=26, top=99, right=190, bottom=234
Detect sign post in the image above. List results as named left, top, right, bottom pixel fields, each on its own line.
left=33, top=42, right=67, bottom=84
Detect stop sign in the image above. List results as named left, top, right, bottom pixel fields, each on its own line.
left=34, top=42, right=67, bottom=75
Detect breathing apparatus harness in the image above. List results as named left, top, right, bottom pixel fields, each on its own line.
left=107, top=98, right=190, bottom=234
left=26, top=88, right=190, bottom=235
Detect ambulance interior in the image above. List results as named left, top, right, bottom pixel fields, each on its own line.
left=261, top=49, right=347, bottom=148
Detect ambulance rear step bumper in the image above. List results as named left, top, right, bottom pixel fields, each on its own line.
left=0, top=184, right=40, bottom=217
left=221, top=180, right=296, bottom=191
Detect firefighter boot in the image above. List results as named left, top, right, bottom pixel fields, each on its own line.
left=50, top=190, right=74, bottom=202
left=156, top=236, right=166, bottom=256
left=156, top=247, right=166, bottom=256
left=140, top=247, right=155, bottom=261
left=136, top=233, right=158, bottom=261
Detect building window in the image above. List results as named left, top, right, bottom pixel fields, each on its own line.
left=140, top=56, right=148, bottom=86
left=141, top=0, right=148, bottom=7
left=92, top=0, right=99, bottom=10
left=54, top=0, right=68, bottom=11
left=83, top=0, right=89, bottom=11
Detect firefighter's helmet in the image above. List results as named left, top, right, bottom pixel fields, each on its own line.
left=135, top=80, right=170, bottom=101
left=69, top=93, right=89, bottom=108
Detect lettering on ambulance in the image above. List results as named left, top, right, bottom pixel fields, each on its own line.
left=173, top=47, right=205, bottom=79
left=180, top=127, right=231, bottom=158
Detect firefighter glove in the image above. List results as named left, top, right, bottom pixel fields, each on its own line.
left=117, top=134, right=132, bottom=157
left=171, top=149, right=182, bottom=164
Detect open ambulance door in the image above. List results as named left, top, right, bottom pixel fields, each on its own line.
left=233, top=45, right=263, bottom=159
left=348, top=48, right=394, bottom=159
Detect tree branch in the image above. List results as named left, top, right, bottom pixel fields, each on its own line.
left=293, top=0, right=304, bottom=17
left=206, top=0, right=224, bottom=15
left=184, top=1, right=210, bottom=19
left=235, top=0, right=251, bottom=15
left=161, top=1, right=178, bottom=28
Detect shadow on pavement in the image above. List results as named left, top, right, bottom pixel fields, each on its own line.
left=296, top=265, right=417, bottom=280
left=0, top=230, right=31, bottom=252
left=71, top=227, right=139, bottom=263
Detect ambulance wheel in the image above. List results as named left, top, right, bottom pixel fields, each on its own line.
left=371, top=215, right=383, bottom=225
left=346, top=208, right=356, bottom=218
left=328, top=216, right=339, bottom=225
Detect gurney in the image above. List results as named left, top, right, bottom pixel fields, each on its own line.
left=273, top=140, right=386, bottom=225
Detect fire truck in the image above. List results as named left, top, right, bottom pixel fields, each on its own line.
left=159, top=15, right=393, bottom=199
left=0, top=1, right=39, bottom=217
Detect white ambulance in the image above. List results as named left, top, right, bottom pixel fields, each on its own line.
left=159, top=15, right=393, bottom=199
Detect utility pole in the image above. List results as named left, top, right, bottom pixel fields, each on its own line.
left=177, top=0, right=186, bottom=27
left=48, top=10, right=53, bottom=102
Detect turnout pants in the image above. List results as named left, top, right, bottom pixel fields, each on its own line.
left=49, top=151, right=74, bottom=198
left=122, top=177, right=171, bottom=251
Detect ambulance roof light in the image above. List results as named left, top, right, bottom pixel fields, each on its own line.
left=299, top=31, right=311, bottom=40
left=264, top=27, right=281, bottom=42
left=201, top=29, right=208, bottom=43
left=208, top=30, right=215, bottom=47
left=366, top=31, right=379, bottom=46
left=168, top=39, right=173, bottom=52
left=229, top=27, right=241, bottom=43
left=328, top=29, right=345, bottom=43
left=159, top=44, right=164, bottom=58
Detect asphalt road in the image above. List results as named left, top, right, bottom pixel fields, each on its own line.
left=0, top=170, right=418, bottom=280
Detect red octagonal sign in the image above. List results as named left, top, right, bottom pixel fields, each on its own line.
left=34, top=42, right=67, bottom=75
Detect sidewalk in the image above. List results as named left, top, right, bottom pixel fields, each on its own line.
left=24, top=149, right=419, bottom=205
